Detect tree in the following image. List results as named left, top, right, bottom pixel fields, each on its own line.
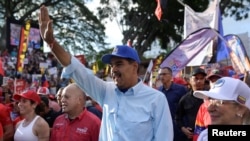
left=0, top=0, right=109, bottom=61
left=97, top=0, right=250, bottom=60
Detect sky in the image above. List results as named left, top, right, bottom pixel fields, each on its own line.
left=223, top=15, right=250, bottom=36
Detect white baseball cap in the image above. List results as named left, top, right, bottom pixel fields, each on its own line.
left=37, top=87, right=50, bottom=95
left=193, top=77, right=250, bottom=109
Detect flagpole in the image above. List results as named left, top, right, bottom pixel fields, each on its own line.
left=177, top=0, right=229, bottom=50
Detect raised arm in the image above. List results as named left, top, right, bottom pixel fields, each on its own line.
left=38, top=5, right=71, bottom=66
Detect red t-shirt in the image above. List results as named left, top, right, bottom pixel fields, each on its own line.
left=0, top=103, right=13, bottom=127
left=50, top=108, right=101, bottom=141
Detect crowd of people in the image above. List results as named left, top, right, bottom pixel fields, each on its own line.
left=0, top=5, right=249, bottom=141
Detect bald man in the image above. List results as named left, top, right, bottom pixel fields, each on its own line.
left=50, top=83, right=101, bottom=141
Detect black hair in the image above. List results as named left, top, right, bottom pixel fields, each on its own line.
left=40, top=96, right=49, bottom=107
left=126, top=58, right=140, bottom=74
left=160, top=67, right=173, bottom=74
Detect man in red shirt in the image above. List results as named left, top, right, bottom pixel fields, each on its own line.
left=50, top=83, right=101, bottom=141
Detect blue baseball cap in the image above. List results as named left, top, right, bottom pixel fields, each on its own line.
left=101, top=45, right=141, bottom=64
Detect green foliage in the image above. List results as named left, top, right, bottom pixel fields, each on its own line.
left=1, top=0, right=250, bottom=67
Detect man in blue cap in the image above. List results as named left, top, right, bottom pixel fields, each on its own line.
left=38, top=5, right=173, bottom=141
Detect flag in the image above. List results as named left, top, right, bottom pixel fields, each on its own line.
left=142, top=59, right=154, bottom=83
left=184, top=0, right=219, bottom=38
left=155, top=0, right=167, bottom=21
left=184, top=0, right=219, bottom=66
left=224, top=34, right=250, bottom=74
left=155, top=0, right=162, bottom=21
left=160, top=28, right=218, bottom=76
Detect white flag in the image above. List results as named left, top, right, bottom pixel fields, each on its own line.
left=184, top=0, right=220, bottom=66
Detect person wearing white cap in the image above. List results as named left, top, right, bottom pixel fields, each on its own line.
left=38, top=5, right=173, bottom=141
left=193, top=77, right=250, bottom=141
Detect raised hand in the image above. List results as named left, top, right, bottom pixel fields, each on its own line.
left=38, top=5, right=54, bottom=44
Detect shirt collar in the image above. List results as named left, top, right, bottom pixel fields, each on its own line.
left=115, top=78, right=143, bottom=96
left=64, top=108, right=86, bottom=121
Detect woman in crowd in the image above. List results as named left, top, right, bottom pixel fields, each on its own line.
left=13, top=90, right=50, bottom=141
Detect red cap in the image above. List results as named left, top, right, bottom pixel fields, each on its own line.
left=13, top=90, right=41, bottom=104
left=206, top=69, right=224, bottom=80
left=173, top=77, right=187, bottom=85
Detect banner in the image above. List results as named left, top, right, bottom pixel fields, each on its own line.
left=160, top=28, right=218, bottom=76
left=184, top=0, right=219, bottom=38
left=16, top=21, right=30, bottom=72
left=224, top=34, right=250, bottom=74
left=149, top=56, right=163, bottom=87
left=184, top=0, right=219, bottom=66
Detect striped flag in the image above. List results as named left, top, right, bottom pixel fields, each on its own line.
left=160, top=28, right=218, bottom=76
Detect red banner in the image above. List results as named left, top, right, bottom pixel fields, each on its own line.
left=14, top=79, right=26, bottom=94
left=17, top=21, right=30, bottom=72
